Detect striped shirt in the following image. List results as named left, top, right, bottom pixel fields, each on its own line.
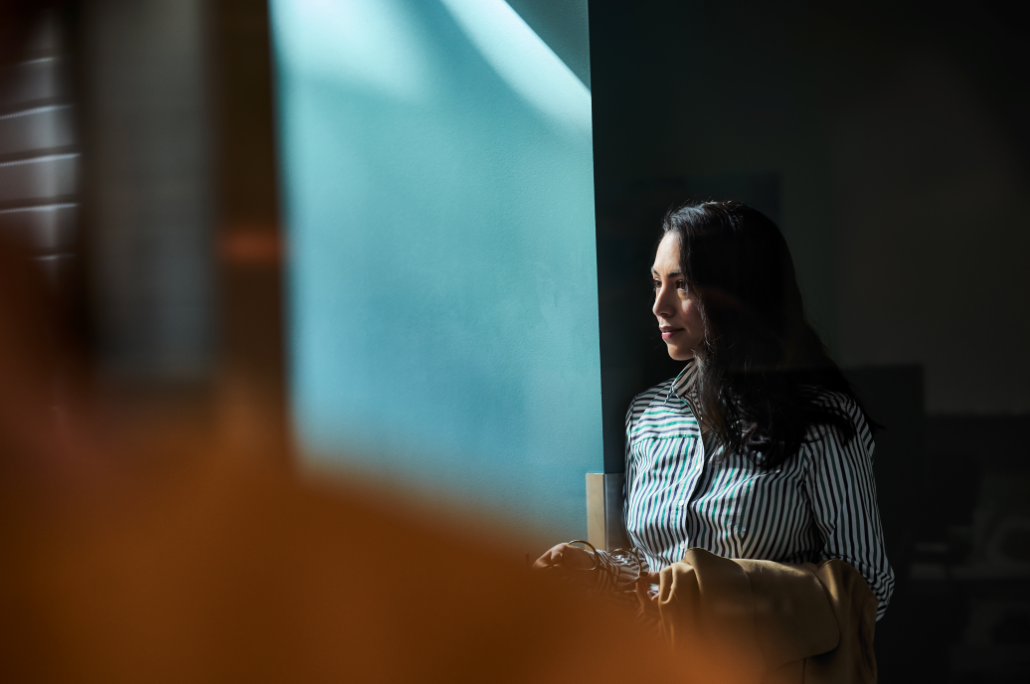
left=623, top=359, right=895, bottom=619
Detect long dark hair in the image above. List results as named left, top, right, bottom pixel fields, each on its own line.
left=663, top=201, right=872, bottom=469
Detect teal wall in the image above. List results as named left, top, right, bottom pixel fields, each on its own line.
left=270, top=0, right=600, bottom=538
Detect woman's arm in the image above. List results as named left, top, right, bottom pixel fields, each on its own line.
left=802, top=394, right=895, bottom=620
left=530, top=398, right=652, bottom=595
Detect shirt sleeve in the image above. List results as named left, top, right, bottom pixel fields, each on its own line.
left=801, top=395, right=895, bottom=621
left=622, top=398, right=637, bottom=539
left=624, top=399, right=636, bottom=477
left=592, top=548, right=650, bottom=594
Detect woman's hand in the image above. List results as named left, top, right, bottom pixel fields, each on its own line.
left=531, top=543, right=601, bottom=588
left=635, top=573, right=662, bottom=624
left=532, top=543, right=595, bottom=571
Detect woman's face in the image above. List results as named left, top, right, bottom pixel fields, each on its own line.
left=652, top=232, right=705, bottom=361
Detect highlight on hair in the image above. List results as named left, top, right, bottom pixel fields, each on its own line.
left=662, top=201, right=872, bottom=469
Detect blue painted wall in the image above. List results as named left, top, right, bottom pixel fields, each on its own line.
left=270, top=0, right=601, bottom=538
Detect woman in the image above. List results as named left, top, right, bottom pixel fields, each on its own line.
left=536, top=201, right=894, bottom=621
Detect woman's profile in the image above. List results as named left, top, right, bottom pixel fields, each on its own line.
left=535, top=201, right=894, bottom=626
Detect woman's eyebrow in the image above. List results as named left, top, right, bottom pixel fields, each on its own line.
left=651, top=268, right=683, bottom=277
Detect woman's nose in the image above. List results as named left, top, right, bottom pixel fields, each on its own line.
left=653, top=286, right=671, bottom=318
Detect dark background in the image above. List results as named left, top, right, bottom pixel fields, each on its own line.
left=588, top=1, right=1030, bottom=680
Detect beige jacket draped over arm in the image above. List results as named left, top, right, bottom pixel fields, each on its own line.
left=657, top=548, right=878, bottom=684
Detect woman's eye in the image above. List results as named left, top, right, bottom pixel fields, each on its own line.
left=676, top=280, right=686, bottom=290
left=652, top=280, right=661, bottom=291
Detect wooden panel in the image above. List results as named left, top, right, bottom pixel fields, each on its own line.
left=586, top=473, right=606, bottom=549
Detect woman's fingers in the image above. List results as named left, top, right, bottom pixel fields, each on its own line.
left=635, top=577, right=648, bottom=605
left=560, top=545, right=594, bottom=571
left=530, top=543, right=599, bottom=592
left=635, top=577, right=659, bottom=620
left=630, top=576, right=646, bottom=609
left=531, top=543, right=569, bottom=571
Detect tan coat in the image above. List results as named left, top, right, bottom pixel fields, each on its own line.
left=657, top=548, right=878, bottom=684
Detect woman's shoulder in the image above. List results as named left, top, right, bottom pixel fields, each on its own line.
left=624, top=376, right=699, bottom=440
left=809, top=388, right=865, bottom=422
left=809, top=387, right=855, bottom=408
left=805, top=388, right=875, bottom=455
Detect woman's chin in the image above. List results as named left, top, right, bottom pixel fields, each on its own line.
left=666, top=346, right=695, bottom=362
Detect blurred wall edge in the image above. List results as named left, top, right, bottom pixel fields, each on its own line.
left=269, top=0, right=602, bottom=539
left=80, top=0, right=215, bottom=383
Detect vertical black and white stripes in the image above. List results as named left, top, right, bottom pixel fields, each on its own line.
left=623, top=360, right=895, bottom=620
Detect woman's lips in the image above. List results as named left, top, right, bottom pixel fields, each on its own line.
left=661, top=328, right=683, bottom=340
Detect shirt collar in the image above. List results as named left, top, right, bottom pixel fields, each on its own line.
left=667, top=358, right=699, bottom=404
